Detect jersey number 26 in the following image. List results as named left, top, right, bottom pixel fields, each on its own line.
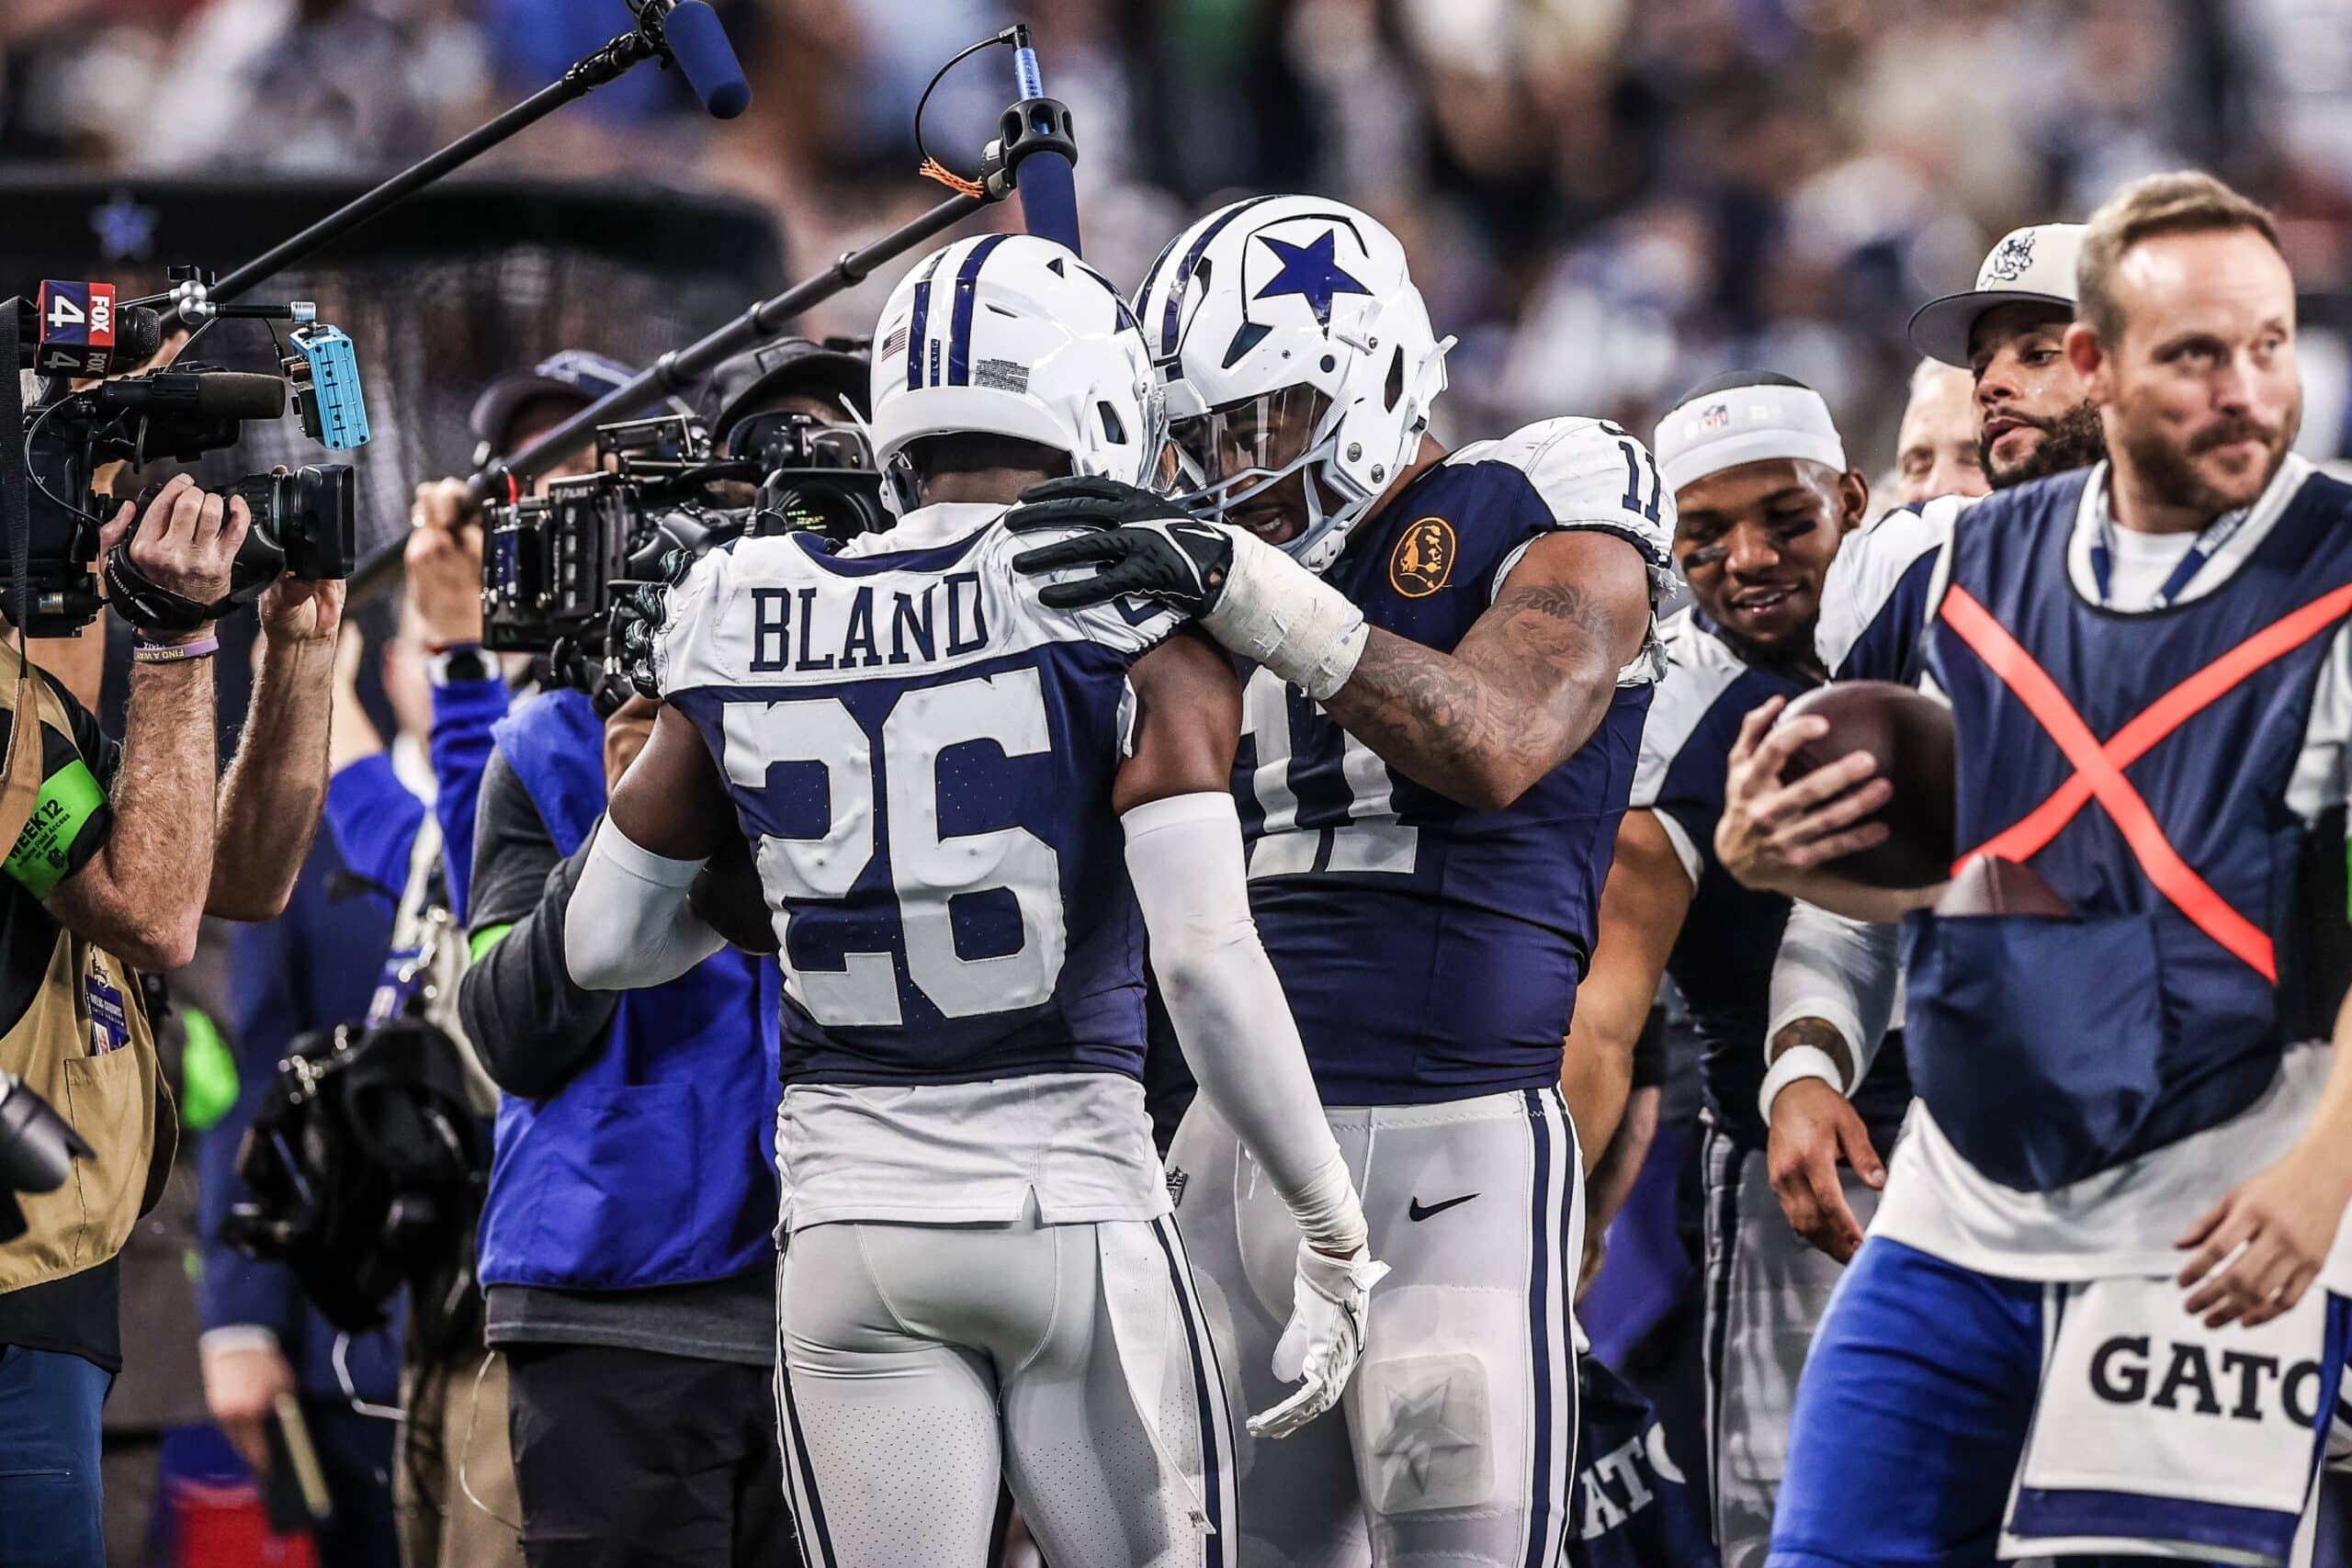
left=722, top=668, right=1066, bottom=1027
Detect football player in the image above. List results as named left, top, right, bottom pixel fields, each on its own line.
left=1753, top=173, right=2352, bottom=1566
left=1555, top=371, right=1904, bottom=1566
left=564, top=233, right=1385, bottom=1568
left=1007, top=196, right=1673, bottom=1566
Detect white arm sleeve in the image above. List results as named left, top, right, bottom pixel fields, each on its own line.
left=1125, top=791, right=1365, bottom=1255
left=563, top=819, right=726, bottom=992
left=1766, top=900, right=1900, bottom=1090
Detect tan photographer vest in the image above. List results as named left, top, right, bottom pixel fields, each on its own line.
left=0, top=639, right=160, bottom=1292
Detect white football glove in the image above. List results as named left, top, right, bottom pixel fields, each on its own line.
left=1247, top=1244, right=1390, bottom=1438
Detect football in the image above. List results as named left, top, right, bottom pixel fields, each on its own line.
left=1775, top=681, right=1957, bottom=888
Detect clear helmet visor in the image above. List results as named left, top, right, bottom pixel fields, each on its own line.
left=1168, top=386, right=1337, bottom=519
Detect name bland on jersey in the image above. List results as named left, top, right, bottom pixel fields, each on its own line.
left=745, top=570, right=992, bottom=674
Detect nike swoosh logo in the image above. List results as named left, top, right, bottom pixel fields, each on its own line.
left=1408, top=1193, right=1478, bottom=1223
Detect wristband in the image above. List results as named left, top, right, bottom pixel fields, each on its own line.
left=1283, top=1151, right=1369, bottom=1258
left=133, top=636, right=219, bottom=664
left=1758, top=1043, right=1845, bottom=1125
left=1766, top=998, right=1868, bottom=1074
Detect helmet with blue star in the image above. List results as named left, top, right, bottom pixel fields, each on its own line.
left=1134, top=196, right=1452, bottom=573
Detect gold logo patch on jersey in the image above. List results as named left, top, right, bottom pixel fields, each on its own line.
left=1389, top=516, right=1456, bottom=598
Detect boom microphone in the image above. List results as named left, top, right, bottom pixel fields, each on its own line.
left=95, top=371, right=288, bottom=421
left=653, top=0, right=750, bottom=119
left=1007, top=30, right=1080, bottom=255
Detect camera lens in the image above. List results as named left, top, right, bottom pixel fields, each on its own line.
left=223, top=464, right=357, bottom=603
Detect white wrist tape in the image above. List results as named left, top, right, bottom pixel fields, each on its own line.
left=1758, top=1044, right=1845, bottom=1125
left=1765, top=999, right=1867, bottom=1076
left=1201, top=530, right=1369, bottom=701
left=1283, top=1148, right=1369, bottom=1258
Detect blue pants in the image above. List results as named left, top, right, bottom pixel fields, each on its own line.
left=0, top=1346, right=111, bottom=1568
left=1770, top=1238, right=2346, bottom=1568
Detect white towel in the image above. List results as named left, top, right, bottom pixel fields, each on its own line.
left=1999, top=1275, right=2340, bottom=1566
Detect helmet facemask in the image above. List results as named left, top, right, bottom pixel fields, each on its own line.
left=1169, top=385, right=1368, bottom=563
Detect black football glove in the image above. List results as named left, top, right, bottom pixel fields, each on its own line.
left=612, top=548, right=694, bottom=699
left=1005, top=476, right=1237, bottom=615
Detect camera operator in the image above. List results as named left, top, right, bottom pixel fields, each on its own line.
left=455, top=338, right=867, bottom=1568
left=331, top=351, right=650, bottom=924
left=0, top=472, right=342, bottom=1568
left=234, top=352, right=650, bottom=1568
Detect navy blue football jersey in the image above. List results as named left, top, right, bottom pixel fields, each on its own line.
left=1231, top=420, right=1674, bottom=1104
left=1634, top=608, right=1912, bottom=1147
left=656, top=503, right=1181, bottom=1088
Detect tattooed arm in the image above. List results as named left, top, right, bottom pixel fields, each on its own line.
left=1319, top=531, right=1653, bottom=811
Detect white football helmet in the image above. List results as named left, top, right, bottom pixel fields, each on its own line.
left=868, top=233, right=1163, bottom=515
left=1135, top=196, right=1452, bottom=572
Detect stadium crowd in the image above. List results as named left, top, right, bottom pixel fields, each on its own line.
left=3, top=2, right=2352, bottom=1566
left=10, top=0, right=2352, bottom=459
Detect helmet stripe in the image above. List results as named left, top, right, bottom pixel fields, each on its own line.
left=905, top=248, right=949, bottom=390
left=946, top=234, right=1011, bottom=387
left=1159, top=196, right=1279, bottom=358
left=1133, top=232, right=1182, bottom=327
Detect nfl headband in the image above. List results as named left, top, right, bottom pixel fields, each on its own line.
left=1653, top=378, right=1847, bottom=495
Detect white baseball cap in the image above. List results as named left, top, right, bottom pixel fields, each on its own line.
left=1907, top=223, right=2085, bottom=367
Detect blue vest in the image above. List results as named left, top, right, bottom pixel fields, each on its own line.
left=1907, top=467, right=2352, bottom=1191
left=475, top=687, right=784, bottom=1291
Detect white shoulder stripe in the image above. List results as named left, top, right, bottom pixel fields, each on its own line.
left=1447, top=416, right=1674, bottom=567
left=1459, top=416, right=1680, bottom=687
left=1815, top=494, right=1971, bottom=678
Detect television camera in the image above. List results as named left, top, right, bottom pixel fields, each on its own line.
left=481, top=405, right=887, bottom=699
left=6, top=275, right=364, bottom=637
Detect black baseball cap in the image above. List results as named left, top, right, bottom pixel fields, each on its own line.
left=703, top=337, right=872, bottom=446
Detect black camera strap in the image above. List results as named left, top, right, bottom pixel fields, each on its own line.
left=0, top=306, right=46, bottom=858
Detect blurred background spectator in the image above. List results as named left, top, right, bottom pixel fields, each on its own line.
left=5, top=0, right=2350, bottom=469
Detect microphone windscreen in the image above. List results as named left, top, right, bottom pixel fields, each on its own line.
left=114, top=306, right=164, bottom=369
left=1018, top=150, right=1082, bottom=256
left=194, top=373, right=289, bottom=420
left=664, top=1, right=751, bottom=119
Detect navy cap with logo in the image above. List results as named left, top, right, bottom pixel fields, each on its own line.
left=468, top=350, right=652, bottom=466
